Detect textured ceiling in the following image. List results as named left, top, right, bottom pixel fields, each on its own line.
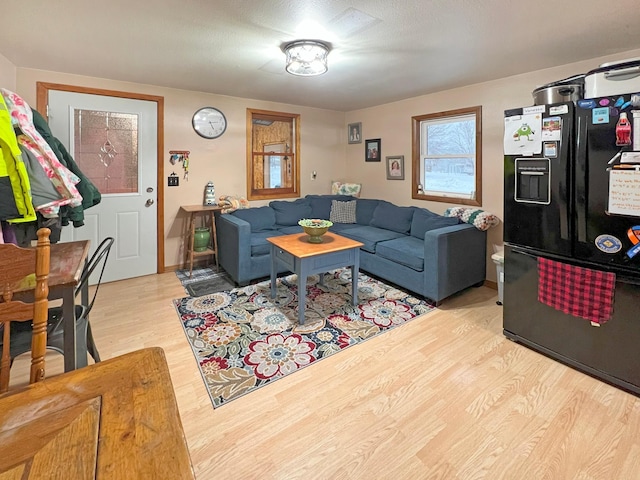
left=2, top=0, right=640, bottom=111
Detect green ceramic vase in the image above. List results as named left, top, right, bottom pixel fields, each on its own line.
left=193, top=227, right=210, bottom=252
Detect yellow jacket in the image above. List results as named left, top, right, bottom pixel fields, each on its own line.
left=0, top=95, right=36, bottom=223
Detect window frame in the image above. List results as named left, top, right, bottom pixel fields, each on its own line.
left=411, top=105, right=482, bottom=206
left=246, top=108, right=300, bottom=200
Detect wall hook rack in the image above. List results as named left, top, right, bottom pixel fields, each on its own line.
left=169, top=150, right=190, bottom=180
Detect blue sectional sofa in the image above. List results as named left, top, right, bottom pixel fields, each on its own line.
left=216, top=195, right=487, bottom=305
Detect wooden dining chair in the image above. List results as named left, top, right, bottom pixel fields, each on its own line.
left=0, top=228, right=51, bottom=393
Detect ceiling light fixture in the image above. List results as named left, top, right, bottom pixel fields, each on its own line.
left=282, top=40, right=331, bottom=76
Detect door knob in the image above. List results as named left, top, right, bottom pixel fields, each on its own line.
left=145, top=199, right=154, bottom=207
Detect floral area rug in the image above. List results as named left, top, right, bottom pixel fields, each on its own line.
left=173, top=268, right=435, bottom=408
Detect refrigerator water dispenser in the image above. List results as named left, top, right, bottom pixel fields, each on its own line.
left=515, top=158, right=551, bottom=204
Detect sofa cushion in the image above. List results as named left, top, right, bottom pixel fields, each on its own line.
left=270, top=199, right=312, bottom=226
left=330, top=200, right=357, bottom=223
left=231, top=206, right=276, bottom=232
left=377, top=237, right=425, bottom=272
left=306, top=194, right=356, bottom=219
left=355, top=199, right=380, bottom=225
left=370, top=203, right=415, bottom=234
left=329, top=223, right=359, bottom=234
left=250, top=231, right=283, bottom=256
left=277, top=225, right=302, bottom=235
left=410, top=208, right=460, bottom=239
left=338, top=225, right=405, bottom=253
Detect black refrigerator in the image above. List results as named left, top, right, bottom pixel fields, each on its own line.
left=503, top=95, right=640, bottom=395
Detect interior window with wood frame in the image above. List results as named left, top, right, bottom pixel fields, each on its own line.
left=246, top=108, right=300, bottom=200
left=412, top=106, right=482, bottom=206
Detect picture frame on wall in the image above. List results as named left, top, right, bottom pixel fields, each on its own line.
left=386, top=155, right=404, bottom=180
left=365, top=138, right=381, bottom=162
left=348, top=122, right=362, bottom=144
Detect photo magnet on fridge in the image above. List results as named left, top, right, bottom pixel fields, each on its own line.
left=542, top=117, right=562, bottom=141
left=543, top=142, right=558, bottom=158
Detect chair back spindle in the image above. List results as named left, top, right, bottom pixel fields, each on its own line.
left=0, top=228, right=51, bottom=392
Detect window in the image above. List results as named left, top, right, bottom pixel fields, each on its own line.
left=412, top=106, right=482, bottom=206
left=247, top=108, right=300, bottom=200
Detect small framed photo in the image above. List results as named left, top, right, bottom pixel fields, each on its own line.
left=543, top=141, right=558, bottom=158
left=348, top=122, right=362, bottom=144
left=386, top=155, right=404, bottom=180
left=365, top=138, right=381, bottom=162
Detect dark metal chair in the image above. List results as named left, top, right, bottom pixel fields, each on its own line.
left=9, top=237, right=114, bottom=365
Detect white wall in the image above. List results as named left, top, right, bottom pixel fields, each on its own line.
left=0, top=52, right=16, bottom=92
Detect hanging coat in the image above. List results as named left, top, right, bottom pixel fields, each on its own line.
left=0, top=95, right=36, bottom=223
left=18, top=144, right=62, bottom=209
left=1, top=88, right=83, bottom=214
left=31, top=109, right=101, bottom=227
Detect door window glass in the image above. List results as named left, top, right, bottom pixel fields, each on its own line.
left=73, top=109, right=139, bottom=194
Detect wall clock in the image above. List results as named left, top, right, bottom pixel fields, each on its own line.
left=192, top=107, right=227, bottom=139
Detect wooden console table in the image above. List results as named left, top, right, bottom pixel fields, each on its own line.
left=180, top=204, right=223, bottom=277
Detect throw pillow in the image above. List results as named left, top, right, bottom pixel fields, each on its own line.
left=218, top=195, right=249, bottom=214
left=410, top=208, right=460, bottom=238
left=370, top=202, right=415, bottom=234
left=329, top=200, right=357, bottom=223
left=331, top=181, right=362, bottom=198
left=443, top=207, right=500, bottom=231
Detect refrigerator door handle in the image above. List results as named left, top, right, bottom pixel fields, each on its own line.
left=575, top=114, right=588, bottom=243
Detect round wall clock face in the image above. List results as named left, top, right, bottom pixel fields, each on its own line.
left=192, top=107, right=227, bottom=139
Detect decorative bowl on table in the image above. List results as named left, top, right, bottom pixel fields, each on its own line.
left=298, top=219, right=333, bottom=243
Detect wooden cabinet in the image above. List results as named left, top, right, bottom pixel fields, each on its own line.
left=180, top=204, right=222, bottom=277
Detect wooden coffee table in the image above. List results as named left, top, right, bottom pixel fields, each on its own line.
left=267, top=232, right=364, bottom=325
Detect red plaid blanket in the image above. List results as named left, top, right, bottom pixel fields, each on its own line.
left=537, top=257, right=616, bottom=324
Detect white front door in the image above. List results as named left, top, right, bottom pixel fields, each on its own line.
left=47, top=91, right=158, bottom=283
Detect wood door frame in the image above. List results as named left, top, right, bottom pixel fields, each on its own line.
left=36, top=82, right=166, bottom=274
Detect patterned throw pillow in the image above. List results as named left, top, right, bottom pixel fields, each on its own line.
left=330, top=200, right=357, bottom=224
left=443, top=207, right=500, bottom=231
left=331, top=181, right=362, bottom=198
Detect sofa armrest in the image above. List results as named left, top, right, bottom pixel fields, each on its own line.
left=423, top=223, right=487, bottom=302
left=216, top=214, right=252, bottom=283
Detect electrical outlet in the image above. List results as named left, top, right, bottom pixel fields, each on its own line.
left=168, top=175, right=179, bottom=186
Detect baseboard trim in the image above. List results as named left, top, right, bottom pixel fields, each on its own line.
left=165, top=259, right=213, bottom=273
left=484, top=280, right=497, bottom=290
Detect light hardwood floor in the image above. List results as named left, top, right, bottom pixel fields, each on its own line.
left=12, top=272, right=640, bottom=479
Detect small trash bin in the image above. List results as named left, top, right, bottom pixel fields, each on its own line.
left=491, top=250, right=504, bottom=306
